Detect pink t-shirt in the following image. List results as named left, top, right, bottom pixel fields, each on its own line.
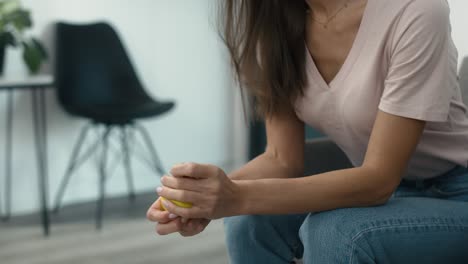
left=295, top=0, right=468, bottom=179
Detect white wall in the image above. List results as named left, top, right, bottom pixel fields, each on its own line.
left=0, top=0, right=248, bottom=216
left=448, top=0, right=468, bottom=68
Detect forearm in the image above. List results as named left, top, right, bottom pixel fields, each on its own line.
left=234, top=166, right=399, bottom=215
left=228, top=153, right=303, bottom=181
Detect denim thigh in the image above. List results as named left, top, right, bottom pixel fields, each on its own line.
left=224, top=214, right=308, bottom=264
left=299, top=167, right=468, bottom=264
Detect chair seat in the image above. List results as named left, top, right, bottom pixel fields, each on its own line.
left=67, top=100, right=175, bottom=124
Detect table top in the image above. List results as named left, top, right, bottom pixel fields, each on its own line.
left=0, top=74, right=54, bottom=90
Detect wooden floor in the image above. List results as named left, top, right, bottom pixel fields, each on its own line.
left=0, top=193, right=229, bottom=264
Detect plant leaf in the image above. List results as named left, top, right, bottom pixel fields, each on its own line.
left=31, top=38, right=47, bottom=58
left=22, top=39, right=46, bottom=74
left=1, top=31, right=17, bottom=46
left=6, top=9, right=32, bottom=32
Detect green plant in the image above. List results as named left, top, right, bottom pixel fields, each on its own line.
left=0, top=0, right=47, bottom=74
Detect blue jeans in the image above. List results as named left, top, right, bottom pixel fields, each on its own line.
left=224, top=166, right=468, bottom=264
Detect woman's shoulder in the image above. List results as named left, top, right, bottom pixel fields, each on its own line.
left=372, top=0, right=450, bottom=36
left=376, top=0, right=449, bottom=21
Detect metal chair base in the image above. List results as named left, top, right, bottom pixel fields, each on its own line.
left=52, top=122, right=165, bottom=229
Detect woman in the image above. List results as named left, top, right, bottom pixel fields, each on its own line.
left=147, top=0, right=468, bottom=263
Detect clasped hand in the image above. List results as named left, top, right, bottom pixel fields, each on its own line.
left=146, top=163, right=239, bottom=236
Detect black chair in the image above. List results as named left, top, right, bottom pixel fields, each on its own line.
left=53, top=22, right=174, bottom=229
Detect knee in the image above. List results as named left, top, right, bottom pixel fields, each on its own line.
left=225, top=214, right=307, bottom=263
left=224, top=215, right=268, bottom=248
left=299, top=209, right=364, bottom=262
left=299, top=209, right=351, bottom=244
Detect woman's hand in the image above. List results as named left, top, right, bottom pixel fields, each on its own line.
left=146, top=197, right=211, bottom=236
left=157, top=163, right=241, bottom=220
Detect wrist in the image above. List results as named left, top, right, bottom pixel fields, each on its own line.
left=228, top=170, right=247, bottom=181
left=232, top=180, right=251, bottom=215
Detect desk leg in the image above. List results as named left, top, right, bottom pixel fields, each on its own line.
left=2, top=90, right=13, bottom=221
left=32, top=88, right=50, bottom=236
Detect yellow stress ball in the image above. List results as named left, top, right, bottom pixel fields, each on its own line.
left=160, top=197, right=193, bottom=211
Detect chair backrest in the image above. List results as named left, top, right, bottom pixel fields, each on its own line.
left=54, top=22, right=151, bottom=114
left=460, top=57, right=468, bottom=110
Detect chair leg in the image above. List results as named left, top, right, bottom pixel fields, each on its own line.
left=134, top=124, right=166, bottom=175
left=53, top=123, right=94, bottom=213
left=2, top=90, right=14, bottom=221
left=96, top=126, right=111, bottom=230
left=121, top=126, right=135, bottom=201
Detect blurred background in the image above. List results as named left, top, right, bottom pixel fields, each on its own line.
left=0, top=0, right=467, bottom=264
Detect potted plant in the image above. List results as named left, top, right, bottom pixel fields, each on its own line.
left=0, top=0, right=47, bottom=75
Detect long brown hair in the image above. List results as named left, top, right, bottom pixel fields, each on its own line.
left=220, top=0, right=308, bottom=118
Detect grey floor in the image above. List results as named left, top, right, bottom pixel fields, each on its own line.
left=0, top=193, right=229, bottom=264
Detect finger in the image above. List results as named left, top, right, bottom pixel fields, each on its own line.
left=156, top=219, right=184, bottom=236
left=161, top=198, right=205, bottom=219
left=170, top=162, right=217, bottom=179
left=182, top=219, right=211, bottom=236
left=147, top=207, right=171, bottom=223
left=182, top=219, right=195, bottom=231
left=147, top=199, right=174, bottom=223
left=147, top=198, right=179, bottom=222
left=195, top=219, right=209, bottom=232
left=149, top=197, right=163, bottom=210
left=200, top=218, right=211, bottom=228
left=179, top=229, right=196, bottom=237
left=161, top=175, right=202, bottom=192
left=157, top=186, right=201, bottom=204
left=147, top=207, right=179, bottom=223
left=179, top=222, right=197, bottom=237
left=179, top=219, right=202, bottom=237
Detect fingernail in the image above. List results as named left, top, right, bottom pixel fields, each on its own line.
left=163, top=199, right=170, bottom=208
left=156, top=187, right=163, bottom=193
left=169, top=213, right=178, bottom=219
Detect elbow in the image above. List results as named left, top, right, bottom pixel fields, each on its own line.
left=279, top=162, right=304, bottom=179
left=287, top=162, right=304, bottom=178
left=371, top=186, right=395, bottom=206
left=264, top=150, right=304, bottom=178
left=370, top=178, right=400, bottom=206
left=360, top=167, right=401, bottom=206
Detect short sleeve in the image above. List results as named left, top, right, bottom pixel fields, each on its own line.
left=379, top=0, right=455, bottom=122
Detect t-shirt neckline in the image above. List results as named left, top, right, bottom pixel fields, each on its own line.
left=305, top=0, right=375, bottom=91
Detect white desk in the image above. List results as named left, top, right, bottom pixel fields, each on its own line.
left=0, top=75, right=54, bottom=89
left=0, top=74, right=54, bottom=236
